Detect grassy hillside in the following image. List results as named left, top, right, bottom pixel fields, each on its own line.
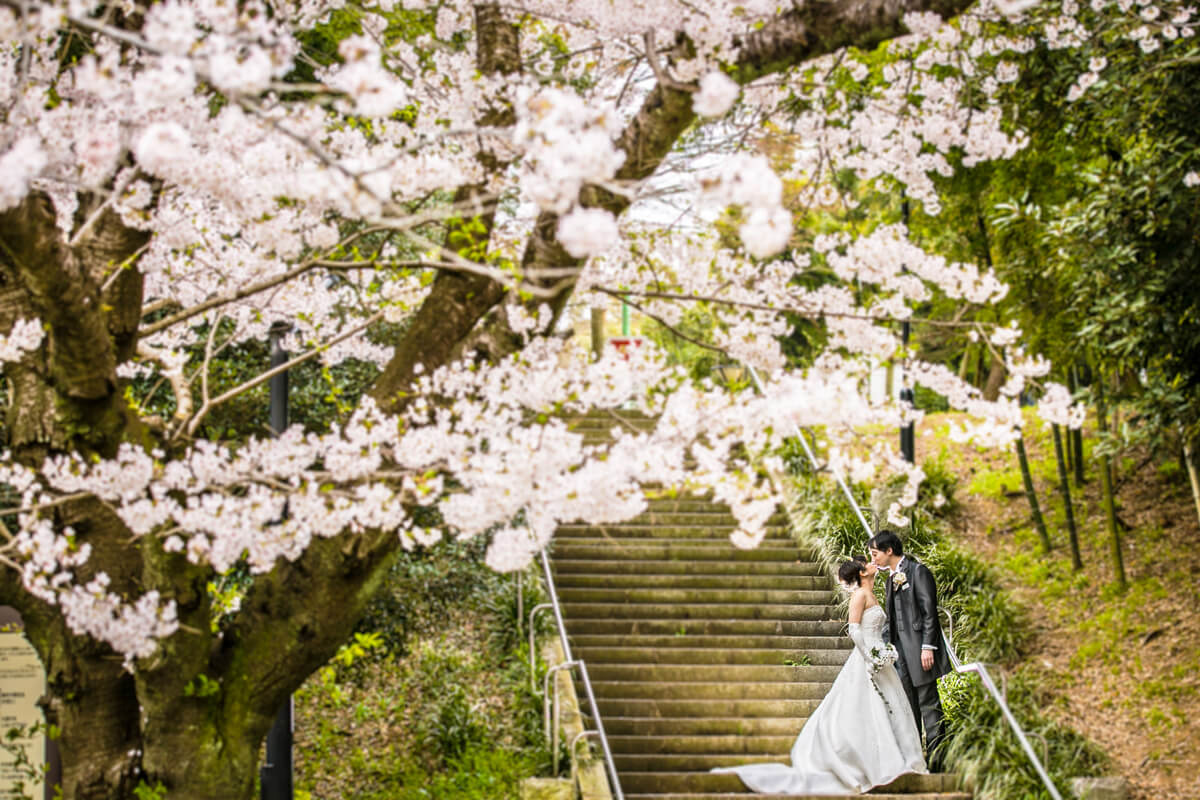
left=917, top=410, right=1200, bottom=800
left=291, top=542, right=554, bottom=800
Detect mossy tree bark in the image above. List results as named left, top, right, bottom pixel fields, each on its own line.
left=0, top=1, right=979, bottom=797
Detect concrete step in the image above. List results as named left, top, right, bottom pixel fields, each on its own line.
left=584, top=664, right=844, bottom=683
left=557, top=587, right=834, bottom=605
left=620, top=771, right=966, bottom=794
left=570, top=634, right=852, bottom=650
left=584, top=681, right=834, bottom=701
left=552, top=559, right=823, bottom=576
left=562, top=618, right=846, bottom=637
left=607, top=734, right=794, bottom=755
left=549, top=542, right=803, bottom=561
left=554, top=525, right=792, bottom=540
left=574, top=646, right=850, bottom=666
left=554, top=574, right=828, bottom=590
left=597, top=716, right=808, bottom=736
left=561, top=602, right=839, bottom=621
left=588, top=698, right=823, bottom=719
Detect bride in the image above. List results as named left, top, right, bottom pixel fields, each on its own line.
left=712, top=556, right=927, bottom=794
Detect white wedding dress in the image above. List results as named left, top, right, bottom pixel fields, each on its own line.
left=712, top=604, right=926, bottom=794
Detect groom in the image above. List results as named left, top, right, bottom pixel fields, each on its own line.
left=868, top=530, right=951, bottom=771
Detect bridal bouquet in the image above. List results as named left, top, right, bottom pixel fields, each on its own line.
left=865, top=644, right=899, bottom=715
left=867, top=644, right=898, bottom=676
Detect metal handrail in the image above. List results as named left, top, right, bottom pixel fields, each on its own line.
left=536, top=548, right=626, bottom=800
left=746, top=366, right=1064, bottom=800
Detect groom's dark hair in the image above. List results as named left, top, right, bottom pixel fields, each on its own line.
left=867, top=529, right=903, bottom=556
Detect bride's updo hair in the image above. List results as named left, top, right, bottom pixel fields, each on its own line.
left=838, top=555, right=869, bottom=589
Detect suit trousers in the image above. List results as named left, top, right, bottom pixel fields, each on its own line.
left=900, top=672, right=946, bottom=770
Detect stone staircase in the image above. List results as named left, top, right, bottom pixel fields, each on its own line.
left=548, top=411, right=970, bottom=800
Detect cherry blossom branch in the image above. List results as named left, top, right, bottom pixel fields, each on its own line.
left=642, top=29, right=697, bottom=93
left=180, top=310, right=386, bottom=439
left=139, top=255, right=415, bottom=338
left=137, top=341, right=192, bottom=423
left=601, top=290, right=729, bottom=355
left=0, top=492, right=94, bottom=520
left=592, top=286, right=999, bottom=328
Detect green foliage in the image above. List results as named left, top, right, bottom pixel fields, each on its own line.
left=296, top=537, right=557, bottom=798
left=913, top=384, right=951, bottom=413
left=639, top=306, right=722, bottom=384
left=131, top=782, right=168, bottom=800
left=380, top=746, right=545, bottom=800
left=183, top=673, right=221, bottom=699
left=940, top=668, right=1108, bottom=800
left=355, top=538, right=495, bottom=655
left=413, top=683, right=488, bottom=762
left=784, top=464, right=1118, bottom=794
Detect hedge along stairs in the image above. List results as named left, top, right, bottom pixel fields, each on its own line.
left=549, top=411, right=970, bottom=800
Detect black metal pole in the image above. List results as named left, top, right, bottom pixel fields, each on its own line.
left=261, top=322, right=293, bottom=800
left=899, top=196, right=915, bottom=465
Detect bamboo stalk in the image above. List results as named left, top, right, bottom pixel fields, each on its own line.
left=1015, top=429, right=1053, bottom=554
left=1184, top=438, right=1200, bottom=533
left=1094, top=375, right=1127, bottom=589
left=1052, top=424, right=1083, bottom=570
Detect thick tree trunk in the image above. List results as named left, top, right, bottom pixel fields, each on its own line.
left=982, top=356, right=1006, bottom=401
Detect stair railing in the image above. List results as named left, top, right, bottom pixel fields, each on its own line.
left=745, top=366, right=1064, bottom=800
left=535, top=548, right=626, bottom=800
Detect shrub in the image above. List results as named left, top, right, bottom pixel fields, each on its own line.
left=940, top=668, right=1108, bottom=800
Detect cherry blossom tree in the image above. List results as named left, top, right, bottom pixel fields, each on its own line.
left=0, top=0, right=1166, bottom=796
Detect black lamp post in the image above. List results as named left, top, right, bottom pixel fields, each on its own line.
left=899, top=196, right=915, bottom=465
left=261, top=322, right=293, bottom=800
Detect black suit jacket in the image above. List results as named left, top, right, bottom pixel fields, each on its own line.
left=885, top=556, right=951, bottom=687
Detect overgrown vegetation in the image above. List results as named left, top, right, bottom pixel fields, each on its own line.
left=294, top=539, right=556, bottom=799
left=784, top=450, right=1108, bottom=800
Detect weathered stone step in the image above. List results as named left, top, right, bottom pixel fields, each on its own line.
left=555, top=574, right=827, bottom=590
left=554, top=525, right=792, bottom=540
left=620, top=771, right=966, bottom=794
left=550, top=542, right=802, bottom=561
left=588, top=698, right=823, bottom=718
left=571, top=634, right=851, bottom=650
left=585, top=664, right=844, bottom=683
left=553, top=559, right=823, bottom=576
left=584, top=681, right=834, bottom=701
left=597, top=716, right=807, bottom=736
left=558, top=587, right=833, bottom=605
left=639, top=500, right=727, bottom=512
left=607, top=734, right=794, bottom=755
left=627, top=795, right=969, bottom=800
left=575, top=646, right=849, bottom=666
left=563, top=618, right=845, bottom=637
left=618, top=512, right=788, bottom=526
left=615, top=753, right=787, bottom=771
left=567, top=414, right=657, bottom=430
left=562, top=602, right=839, bottom=621
left=626, top=794, right=969, bottom=800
